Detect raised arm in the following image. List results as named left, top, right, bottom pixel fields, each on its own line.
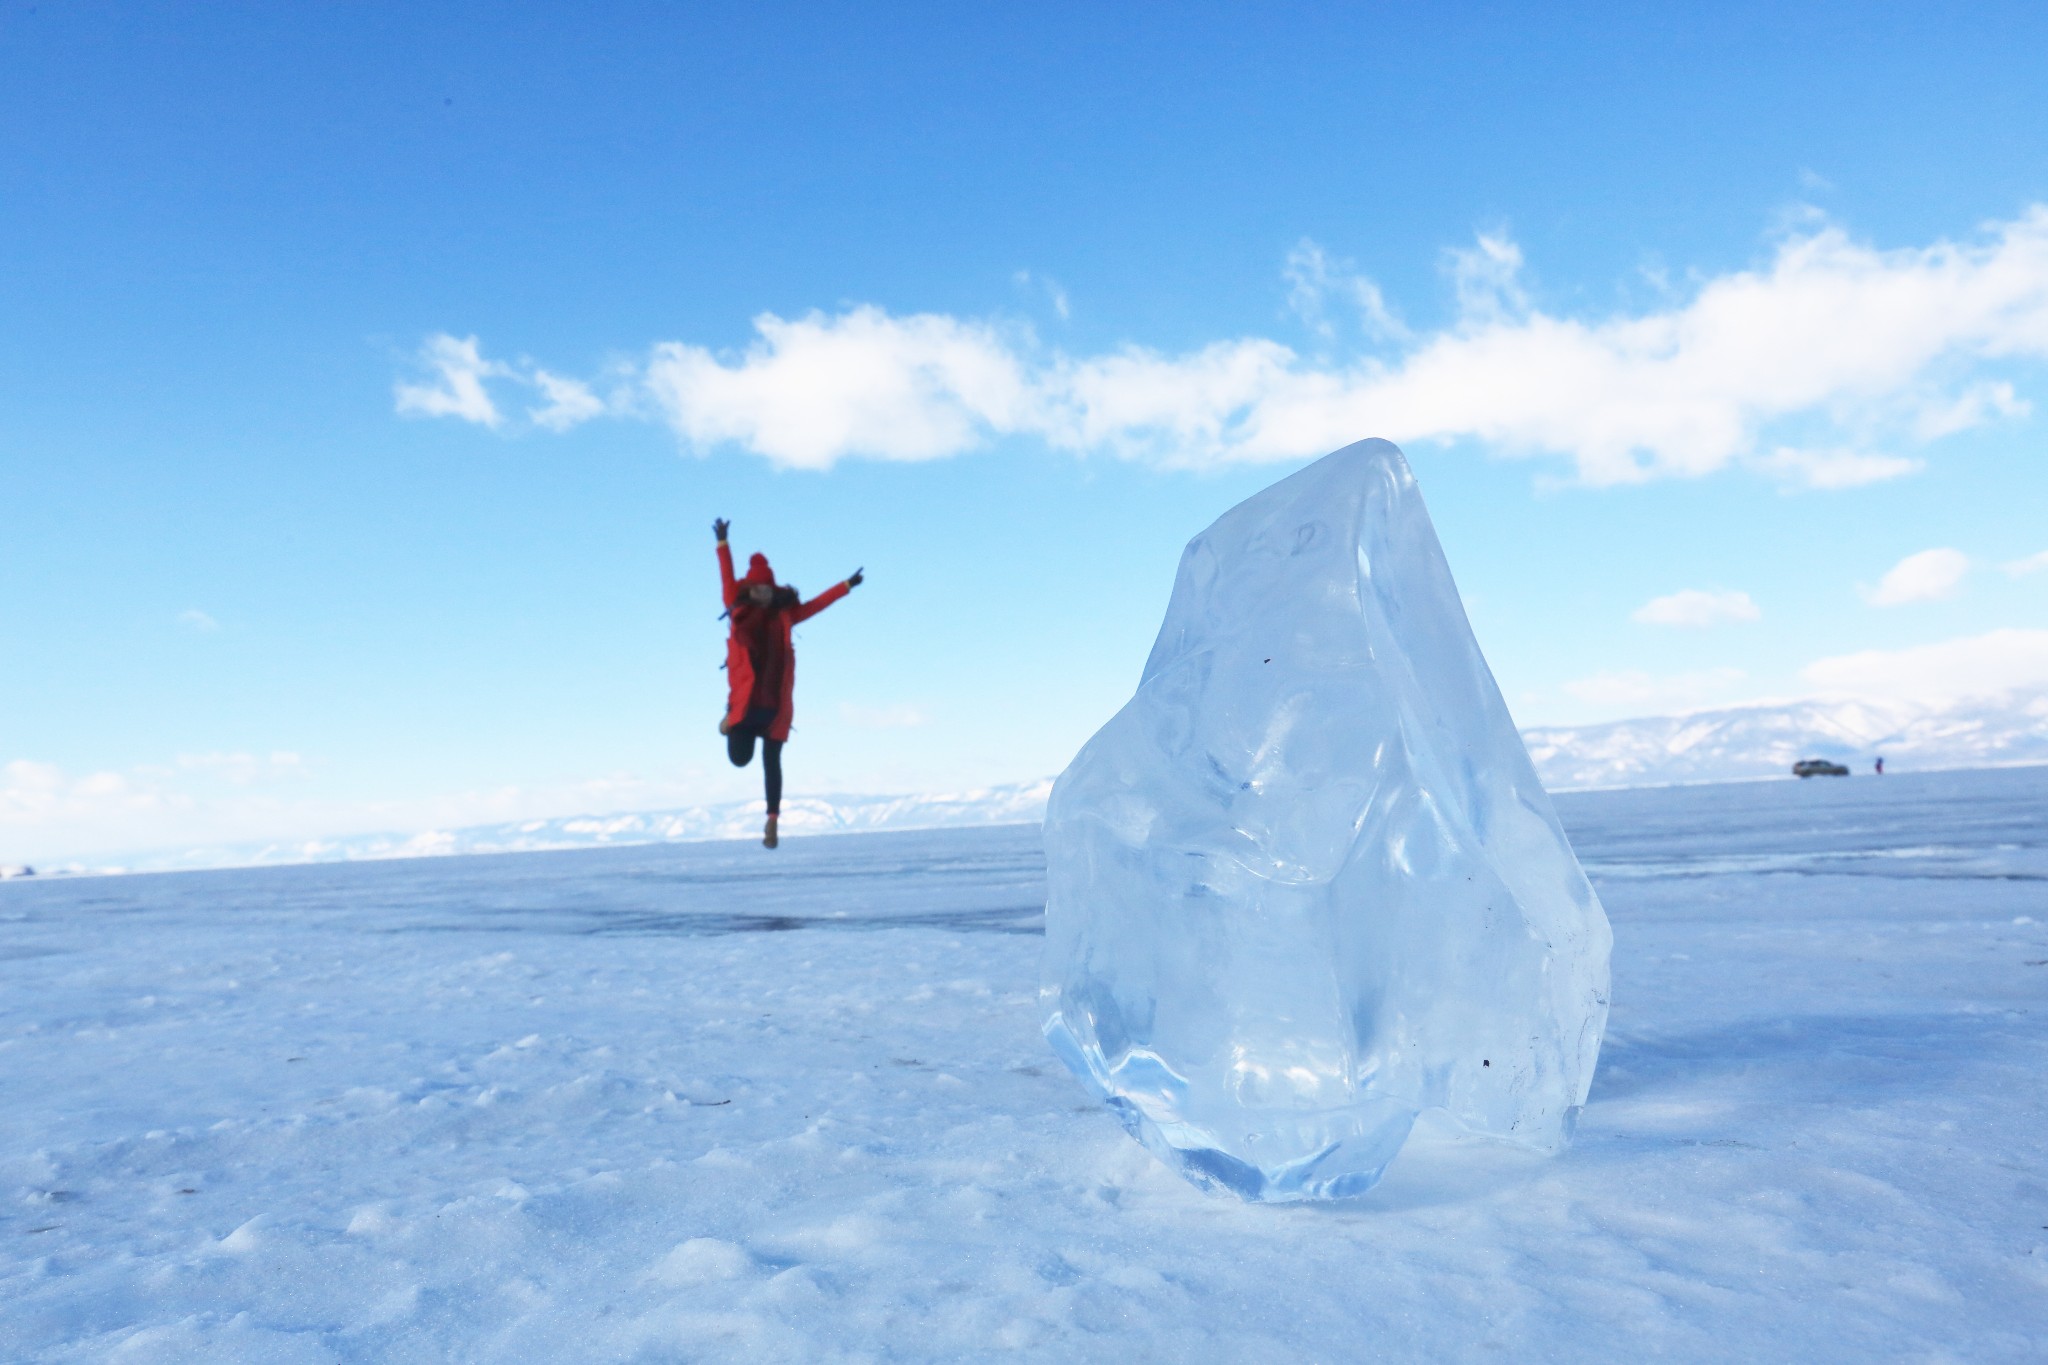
left=714, top=519, right=738, bottom=607
left=790, top=567, right=862, bottom=624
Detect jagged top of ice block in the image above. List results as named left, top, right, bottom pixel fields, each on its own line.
left=1099, top=437, right=1566, bottom=888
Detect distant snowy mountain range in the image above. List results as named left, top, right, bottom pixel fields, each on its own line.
left=1522, top=689, right=2048, bottom=791
left=65, top=690, right=2048, bottom=874
left=113, top=780, right=1058, bottom=874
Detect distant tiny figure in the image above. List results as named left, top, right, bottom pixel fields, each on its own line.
left=713, top=518, right=862, bottom=848
left=1875, top=756, right=1884, bottom=775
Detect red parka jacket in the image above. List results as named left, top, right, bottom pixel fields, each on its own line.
left=718, top=542, right=850, bottom=742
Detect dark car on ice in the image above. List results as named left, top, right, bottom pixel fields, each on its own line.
left=1792, top=759, right=1851, bottom=778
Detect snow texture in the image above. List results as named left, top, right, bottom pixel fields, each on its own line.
left=2, top=769, right=2048, bottom=1359
left=1041, top=439, right=1612, bottom=1201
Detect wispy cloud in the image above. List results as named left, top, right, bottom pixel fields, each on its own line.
left=837, top=702, right=928, bottom=730
left=176, top=751, right=306, bottom=786
left=2004, top=549, right=2048, bottom=577
left=1562, top=667, right=1749, bottom=710
left=395, top=207, right=2048, bottom=484
left=176, top=608, right=220, bottom=632
left=396, top=338, right=623, bottom=434
left=1632, top=588, right=1760, bottom=628
left=2, top=753, right=305, bottom=846
left=0, top=752, right=734, bottom=865
left=1284, top=238, right=1408, bottom=342
left=2, top=759, right=156, bottom=831
left=1863, top=548, right=1970, bottom=606
left=1750, top=446, right=1922, bottom=489
left=528, top=371, right=607, bottom=431
left=1443, top=231, right=1529, bottom=323
left=1013, top=269, right=1071, bottom=320
left=1803, top=628, right=2048, bottom=701
left=394, top=334, right=506, bottom=427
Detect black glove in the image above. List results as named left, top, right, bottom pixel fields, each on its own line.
left=713, top=517, right=730, bottom=542
left=847, top=567, right=864, bottom=589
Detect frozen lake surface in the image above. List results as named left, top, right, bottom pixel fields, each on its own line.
left=4, top=767, right=2046, bottom=1360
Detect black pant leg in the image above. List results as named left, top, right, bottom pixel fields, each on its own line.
left=762, top=738, right=783, bottom=814
left=727, top=727, right=757, bottom=768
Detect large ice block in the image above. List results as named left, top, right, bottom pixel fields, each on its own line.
left=1041, top=438, right=1611, bottom=1202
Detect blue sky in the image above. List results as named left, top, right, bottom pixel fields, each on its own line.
left=5, top=2, right=2048, bottom=861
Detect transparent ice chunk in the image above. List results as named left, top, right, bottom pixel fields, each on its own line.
left=1042, top=439, right=1612, bottom=1201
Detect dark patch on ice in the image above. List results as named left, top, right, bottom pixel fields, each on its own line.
left=598, top=903, right=1045, bottom=937
left=1587, top=858, right=2048, bottom=884
left=0, top=945, right=70, bottom=961
left=375, top=903, right=1046, bottom=938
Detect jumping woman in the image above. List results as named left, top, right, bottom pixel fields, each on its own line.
left=713, top=518, right=862, bottom=848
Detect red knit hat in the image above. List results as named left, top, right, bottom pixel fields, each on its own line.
left=740, top=553, right=774, bottom=589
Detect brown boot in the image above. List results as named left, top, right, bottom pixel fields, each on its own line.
left=762, top=813, right=779, bottom=849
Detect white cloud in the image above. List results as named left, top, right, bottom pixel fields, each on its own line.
left=1802, top=628, right=2048, bottom=702
left=1562, top=667, right=1748, bottom=710
left=177, top=751, right=306, bottom=786
left=1750, top=446, right=1922, bottom=489
left=2004, top=549, right=2048, bottom=576
left=1443, top=231, right=1529, bottom=322
left=394, top=334, right=506, bottom=427
left=395, top=337, right=623, bottom=435
left=1043, top=338, right=1301, bottom=467
left=2, top=753, right=305, bottom=854
left=177, top=608, right=220, bottom=632
left=1632, top=588, right=1761, bottom=628
left=0, top=751, right=734, bottom=865
left=1284, top=239, right=1408, bottom=342
left=1863, top=548, right=1970, bottom=606
left=399, top=206, right=2048, bottom=481
left=2, top=759, right=163, bottom=831
left=643, top=307, right=1035, bottom=469
left=1, top=759, right=63, bottom=804
left=528, top=371, right=607, bottom=431
left=1912, top=380, right=2028, bottom=440
left=1013, top=270, right=1070, bottom=320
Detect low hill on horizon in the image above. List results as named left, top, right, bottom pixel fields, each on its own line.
left=43, top=689, right=2048, bottom=875
left=1522, top=689, right=2048, bottom=791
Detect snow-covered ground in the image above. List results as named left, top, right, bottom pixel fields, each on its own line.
left=3, top=767, right=2045, bottom=1361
